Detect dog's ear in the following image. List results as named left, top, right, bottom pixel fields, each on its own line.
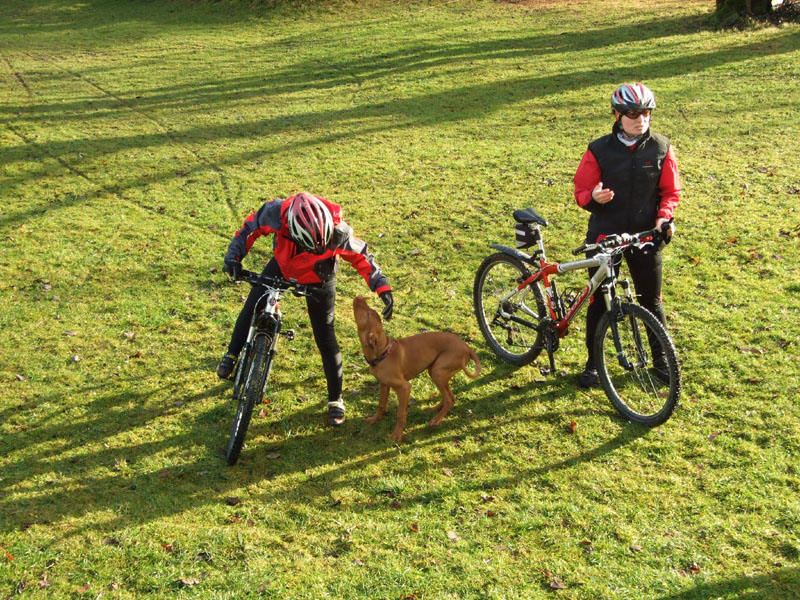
left=368, top=331, right=380, bottom=352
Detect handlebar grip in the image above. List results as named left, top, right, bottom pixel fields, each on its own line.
left=571, top=244, right=587, bottom=256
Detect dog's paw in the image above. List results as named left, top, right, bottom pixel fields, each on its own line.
left=364, top=415, right=381, bottom=425
left=389, top=431, right=404, bottom=443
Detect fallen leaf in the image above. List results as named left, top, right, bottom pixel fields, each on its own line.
left=630, top=544, right=643, bottom=552
left=352, top=558, right=364, bottom=566
left=63, top=330, right=77, bottom=336
left=4, top=553, right=13, bottom=561
left=179, top=577, right=201, bottom=586
left=161, top=543, right=174, bottom=553
left=15, top=374, right=25, bottom=381
left=265, top=453, right=280, bottom=460
left=740, top=347, right=764, bottom=355
left=481, top=494, right=495, bottom=503
left=568, top=420, right=577, bottom=434
left=447, top=530, right=459, bottom=543
left=442, top=468, right=454, bottom=477
left=409, top=523, right=419, bottom=533
left=110, top=582, right=119, bottom=590
left=689, top=562, right=701, bottom=575
left=708, top=432, right=719, bottom=442
left=124, top=331, right=136, bottom=340
left=226, top=497, right=241, bottom=506
left=77, top=583, right=90, bottom=593
left=549, top=576, right=568, bottom=590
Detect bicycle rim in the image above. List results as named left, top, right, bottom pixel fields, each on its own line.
left=473, top=253, right=545, bottom=365
left=595, top=302, right=680, bottom=426
left=226, top=335, right=271, bottom=465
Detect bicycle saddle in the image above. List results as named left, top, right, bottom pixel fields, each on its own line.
left=513, top=207, right=548, bottom=226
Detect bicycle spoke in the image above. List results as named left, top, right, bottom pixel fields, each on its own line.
left=474, top=253, right=545, bottom=366
left=595, top=302, right=680, bottom=426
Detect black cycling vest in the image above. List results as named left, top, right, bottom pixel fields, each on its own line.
left=585, top=126, right=670, bottom=240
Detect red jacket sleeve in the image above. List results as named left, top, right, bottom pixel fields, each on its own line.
left=657, top=146, right=681, bottom=221
left=573, top=150, right=601, bottom=210
left=225, top=200, right=283, bottom=261
left=335, top=222, right=391, bottom=295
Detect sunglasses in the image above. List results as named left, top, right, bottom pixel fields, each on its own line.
left=622, top=109, right=651, bottom=119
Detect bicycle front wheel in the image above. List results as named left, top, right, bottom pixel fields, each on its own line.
left=226, top=334, right=272, bottom=465
left=595, top=302, right=680, bottom=426
left=473, top=252, right=546, bottom=366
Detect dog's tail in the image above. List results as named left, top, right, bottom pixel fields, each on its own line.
left=463, top=346, right=481, bottom=379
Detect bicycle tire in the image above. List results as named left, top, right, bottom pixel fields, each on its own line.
left=226, top=334, right=272, bottom=465
left=473, top=252, right=546, bottom=366
left=594, top=302, right=680, bottom=426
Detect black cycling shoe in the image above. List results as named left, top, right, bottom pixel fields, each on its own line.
left=327, top=399, right=345, bottom=426
left=578, top=360, right=600, bottom=388
left=217, top=352, right=238, bottom=380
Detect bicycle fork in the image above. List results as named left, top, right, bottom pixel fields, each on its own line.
left=605, top=280, right=649, bottom=372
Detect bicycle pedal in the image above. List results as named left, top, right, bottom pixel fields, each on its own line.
left=282, top=329, right=295, bottom=340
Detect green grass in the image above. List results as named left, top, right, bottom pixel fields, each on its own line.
left=1, top=0, right=799, bottom=597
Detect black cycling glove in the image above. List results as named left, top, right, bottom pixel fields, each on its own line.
left=223, top=256, right=242, bottom=279
left=379, top=291, right=394, bottom=321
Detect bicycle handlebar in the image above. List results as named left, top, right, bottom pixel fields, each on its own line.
left=571, top=223, right=672, bottom=256
left=233, top=269, right=325, bottom=299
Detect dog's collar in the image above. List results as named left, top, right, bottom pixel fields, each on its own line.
left=365, top=341, right=393, bottom=367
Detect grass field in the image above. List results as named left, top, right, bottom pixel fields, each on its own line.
left=1, top=0, right=799, bottom=598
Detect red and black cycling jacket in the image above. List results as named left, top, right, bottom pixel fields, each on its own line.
left=574, top=123, right=680, bottom=243
left=224, top=196, right=391, bottom=295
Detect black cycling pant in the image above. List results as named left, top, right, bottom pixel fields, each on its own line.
left=585, top=247, right=665, bottom=365
left=227, top=259, right=343, bottom=403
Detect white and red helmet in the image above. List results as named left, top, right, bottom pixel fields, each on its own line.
left=286, top=193, right=333, bottom=253
left=611, top=83, right=656, bottom=113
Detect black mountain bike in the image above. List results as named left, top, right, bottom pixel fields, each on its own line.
left=474, top=208, right=681, bottom=426
left=225, top=269, right=321, bottom=465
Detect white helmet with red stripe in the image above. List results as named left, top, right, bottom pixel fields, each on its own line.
left=611, top=83, right=656, bottom=112
left=286, top=193, right=333, bottom=253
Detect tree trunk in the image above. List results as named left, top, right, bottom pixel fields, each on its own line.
left=715, top=0, right=774, bottom=16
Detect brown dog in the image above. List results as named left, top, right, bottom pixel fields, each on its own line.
left=353, top=296, right=481, bottom=442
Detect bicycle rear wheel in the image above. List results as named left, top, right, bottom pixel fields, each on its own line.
left=226, top=334, right=272, bottom=465
left=473, top=252, right=546, bottom=366
left=594, top=302, right=680, bottom=426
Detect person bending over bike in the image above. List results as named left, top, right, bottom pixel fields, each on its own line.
left=573, top=82, right=681, bottom=388
left=217, top=192, right=394, bottom=426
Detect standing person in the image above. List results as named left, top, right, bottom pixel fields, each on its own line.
left=573, top=83, right=681, bottom=388
left=217, top=192, right=394, bottom=425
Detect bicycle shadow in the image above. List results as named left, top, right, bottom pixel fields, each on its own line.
left=0, top=347, right=652, bottom=539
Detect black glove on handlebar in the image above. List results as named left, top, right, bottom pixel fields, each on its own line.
left=223, top=256, right=242, bottom=279
left=379, top=291, right=394, bottom=321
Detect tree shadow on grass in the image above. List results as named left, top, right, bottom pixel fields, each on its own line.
left=654, top=568, right=800, bottom=600
left=2, top=16, right=798, bottom=229
left=0, top=346, right=651, bottom=539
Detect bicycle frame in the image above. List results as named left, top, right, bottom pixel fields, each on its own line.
left=492, top=244, right=629, bottom=340
left=527, top=251, right=625, bottom=336
left=232, top=282, right=286, bottom=401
